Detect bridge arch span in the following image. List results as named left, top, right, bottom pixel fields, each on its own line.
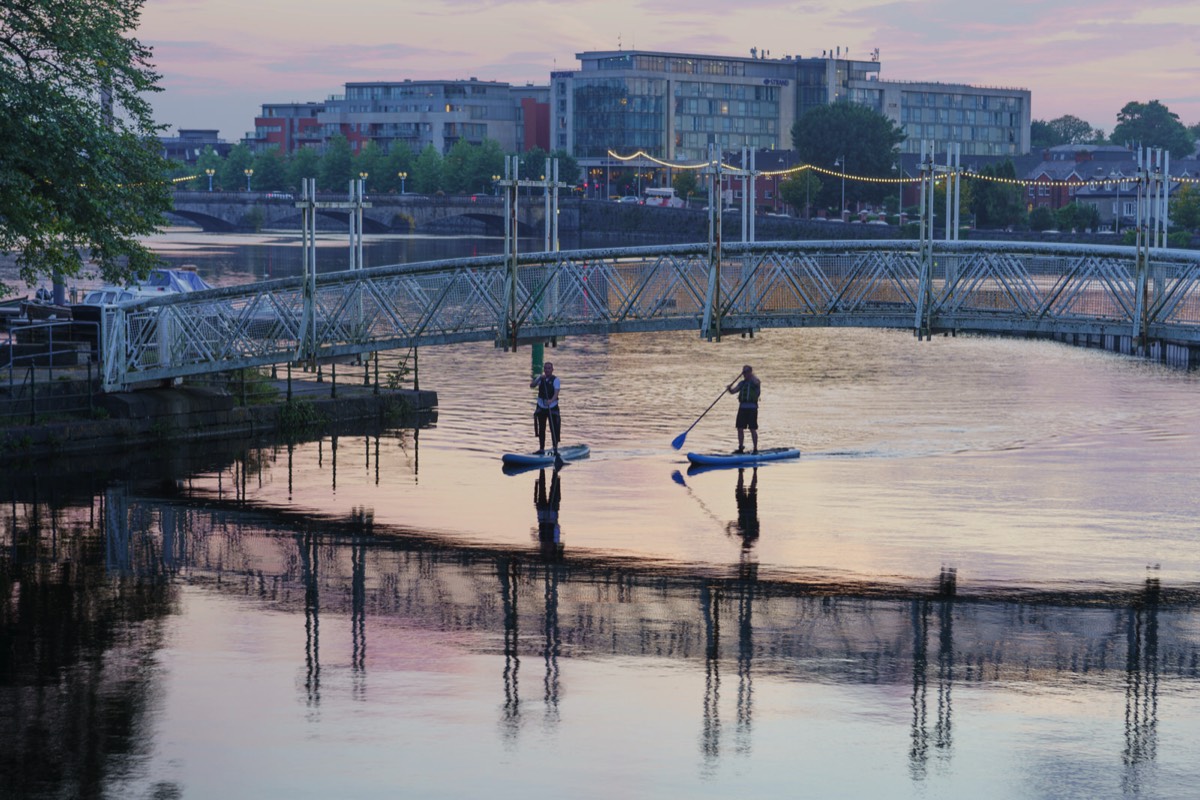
left=99, top=240, right=1200, bottom=391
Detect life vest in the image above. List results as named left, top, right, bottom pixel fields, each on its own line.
left=537, top=376, right=559, bottom=406
left=738, top=380, right=760, bottom=405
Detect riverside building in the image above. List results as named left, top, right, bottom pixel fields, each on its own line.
left=247, top=79, right=549, bottom=156
left=551, top=48, right=1031, bottom=179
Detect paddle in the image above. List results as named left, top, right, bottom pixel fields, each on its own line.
left=548, top=407, right=564, bottom=469
left=671, top=372, right=742, bottom=450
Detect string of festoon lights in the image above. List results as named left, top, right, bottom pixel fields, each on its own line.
left=608, top=150, right=1200, bottom=188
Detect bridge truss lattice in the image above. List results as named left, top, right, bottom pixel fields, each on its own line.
left=98, top=240, right=1200, bottom=391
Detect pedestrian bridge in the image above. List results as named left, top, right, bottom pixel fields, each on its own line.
left=98, top=239, right=1200, bottom=391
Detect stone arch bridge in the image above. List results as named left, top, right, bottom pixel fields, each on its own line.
left=169, top=190, right=559, bottom=235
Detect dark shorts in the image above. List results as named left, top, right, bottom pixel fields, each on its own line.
left=736, top=407, right=758, bottom=430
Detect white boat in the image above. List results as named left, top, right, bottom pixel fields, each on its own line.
left=71, top=267, right=212, bottom=321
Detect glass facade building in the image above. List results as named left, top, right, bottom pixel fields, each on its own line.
left=850, top=79, right=1031, bottom=156
left=554, top=50, right=864, bottom=165
left=553, top=49, right=1031, bottom=169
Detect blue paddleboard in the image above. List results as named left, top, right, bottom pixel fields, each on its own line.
left=685, top=447, right=800, bottom=467
left=501, top=443, right=590, bottom=467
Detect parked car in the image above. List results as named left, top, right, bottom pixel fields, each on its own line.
left=617, top=196, right=640, bottom=204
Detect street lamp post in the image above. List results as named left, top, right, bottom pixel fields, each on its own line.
left=398, top=171, right=408, bottom=194
left=243, top=168, right=253, bottom=191
left=1111, top=170, right=1122, bottom=234
left=491, top=174, right=500, bottom=196
left=893, top=163, right=903, bottom=224
left=205, top=168, right=215, bottom=192
left=834, top=156, right=846, bottom=220
left=359, top=171, right=368, bottom=193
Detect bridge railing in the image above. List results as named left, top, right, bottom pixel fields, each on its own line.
left=98, top=241, right=1200, bottom=391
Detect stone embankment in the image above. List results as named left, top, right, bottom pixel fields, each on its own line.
left=0, top=378, right=436, bottom=464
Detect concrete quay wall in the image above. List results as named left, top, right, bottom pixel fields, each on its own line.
left=0, top=381, right=437, bottom=463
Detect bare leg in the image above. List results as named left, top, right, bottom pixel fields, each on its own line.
left=750, top=428, right=758, bottom=453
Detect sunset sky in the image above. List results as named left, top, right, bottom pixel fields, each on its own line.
left=138, top=0, right=1200, bottom=143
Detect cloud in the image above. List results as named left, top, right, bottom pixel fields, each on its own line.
left=138, top=0, right=1200, bottom=139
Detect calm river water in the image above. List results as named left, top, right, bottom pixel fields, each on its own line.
left=3, top=230, right=1200, bottom=799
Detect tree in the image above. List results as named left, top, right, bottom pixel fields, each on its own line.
left=442, top=139, right=473, bottom=194
left=550, top=149, right=580, bottom=186
left=288, top=147, right=321, bottom=192
left=1030, top=120, right=1062, bottom=150
left=1170, top=184, right=1200, bottom=232
left=463, top=140, right=505, bottom=194
left=672, top=170, right=700, bottom=206
left=194, top=146, right=224, bottom=191
left=968, top=161, right=1025, bottom=229
left=251, top=148, right=288, bottom=192
left=382, top=142, right=415, bottom=193
left=519, top=147, right=549, bottom=183
left=1055, top=202, right=1100, bottom=232
left=220, top=143, right=254, bottom=191
left=791, top=102, right=905, bottom=210
left=778, top=172, right=821, bottom=217
left=1, top=0, right=172, bottom=293
left=1111, top=100, right=1195, bottom=159
left=318, top=135, right=354, bottom=192
left=352, top=141, right=385, bottom=191
left=410, top=145, right=444, bottom=194
left=1031, top=115, right=1106, bottom=150
left=1029, top=206, right=1056, bottom=232
left=1049, top=115, right=1102, bottom=145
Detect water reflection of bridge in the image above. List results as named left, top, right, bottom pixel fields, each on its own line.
left=95, top=488, right=1198, bottom=777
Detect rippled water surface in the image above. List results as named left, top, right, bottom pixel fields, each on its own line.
left=3, top=231, right=1200, bottom=799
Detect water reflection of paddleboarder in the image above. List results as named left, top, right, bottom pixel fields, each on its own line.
left=726, top=468, right=759, bottom=549
left=535, top=468, right=563, bottom=558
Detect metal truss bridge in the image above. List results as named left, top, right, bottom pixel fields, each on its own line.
left=98, top=239, right=1200, bottom=392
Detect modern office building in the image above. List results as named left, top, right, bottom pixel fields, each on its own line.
left=849, top=79, right=1031, bottom=157
left=552, top=48, right=1032, bottom=176
left=248, top=102, right=325, bottom=155
left=551, top=49, right=882, bottom=167
left=245, top=80, right=549, bottom=156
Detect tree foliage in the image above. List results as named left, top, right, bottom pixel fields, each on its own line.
left=1111, top=100, right=1195, bottom=158
left=1031, top=115, right=1105, bottom=149
left=1, top=0, right=172, bottom=293
left=672, top=170, right=700, bottom=204
left=411, top=145, right=444, bottom=194
left=791, top=102, right=905, bottom=210
left=318, top=135, right=354, bottom=192
left=969, top=161, right=1025, bottom=229
left=1028, top=206, right=1056, bottom=232
left=1171, top=184, right=1200, bottom=232
left=777, top=172, right=821, bottom=217
left=1055, top=202, right=1100, bottom=232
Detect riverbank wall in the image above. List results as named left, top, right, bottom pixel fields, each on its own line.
left=0, top=378, right=436, bottom=464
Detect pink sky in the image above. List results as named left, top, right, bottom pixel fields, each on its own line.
left=139, top=0, right=1200, bottom=143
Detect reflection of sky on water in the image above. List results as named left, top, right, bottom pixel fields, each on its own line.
left=171, top=324, right=1200, bottom=593
left=7, top=229, right=1200, bottom=798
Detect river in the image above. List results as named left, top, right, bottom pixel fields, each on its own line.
left=3, top=229, right=1200, bottom=799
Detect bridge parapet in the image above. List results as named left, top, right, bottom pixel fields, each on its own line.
left=170, top=190, right=547, bottom=233
left=99, top=240, right=1200, bottom=391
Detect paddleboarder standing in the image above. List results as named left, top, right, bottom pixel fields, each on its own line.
left=726, top=364, right=760, bottom=453
left=530, top=362, right=562, bottom=454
